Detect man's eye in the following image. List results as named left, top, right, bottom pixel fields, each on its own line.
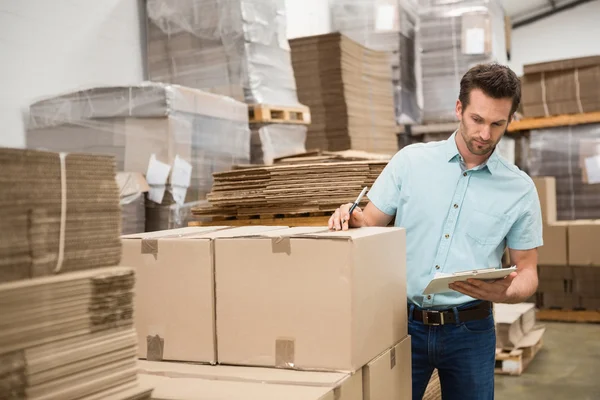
left=472, top=117, right=481, bottom=123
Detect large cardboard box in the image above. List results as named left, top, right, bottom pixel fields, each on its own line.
left=538, top=291, right=580, bottom=309
left=568, top=220, right=600, bottom=266
left=363, top=336, right=412, bottom=400
left=538, top=222, right=569, bottom=266
left=573, top=266, right=600, bottom=296
left=215, top=226, right=407, bottom=371
left=121, top=226, right=288, bottom=363
left=532, top=177, right=557, bottom=224
left=137, top=361, right=362, bottom=400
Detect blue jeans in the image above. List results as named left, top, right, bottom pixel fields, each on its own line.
left=409, top=301, right=496, bottom=400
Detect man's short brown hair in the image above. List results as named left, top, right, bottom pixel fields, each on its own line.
left=459, top=63, right=521, bottom=117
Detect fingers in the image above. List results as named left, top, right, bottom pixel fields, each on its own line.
left=449, top=281, right=488, bottom=300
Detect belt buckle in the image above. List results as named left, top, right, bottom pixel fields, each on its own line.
left=423, top=310, right=445, bottom=326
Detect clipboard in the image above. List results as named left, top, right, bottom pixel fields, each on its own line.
left=423, top=266, right=517, bottom=295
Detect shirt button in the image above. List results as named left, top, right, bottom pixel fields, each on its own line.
left=445, top=234, right=450, bottom=239
left=463, top=172, right=468, bottom=177
left=436, top=265, right=440, bottom=270
left=453, top=204, right=458, bottom=209
left=427, top=295, right=432, bottom=300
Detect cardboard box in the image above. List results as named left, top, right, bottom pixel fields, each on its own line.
left=579, top=297, right=600, bottom=310
left=121, top=226, right=288, bottom=363
left=538, top=292, right=580, bottom=309
left=538, top=222, right=569, bottom=266
left=215, top=226, right=407, bottom=371
left=363, top=336, right=412, bottom=400
left=137, top=361, right=362, bottom=400
left=568, top=220, right=600, bottom=266
left=532, top=177, right=557, bottom=224
left=573, top=266, right=600, bottom=296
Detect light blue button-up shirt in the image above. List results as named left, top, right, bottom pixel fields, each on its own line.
left=368, top=132, right=544, bottom=308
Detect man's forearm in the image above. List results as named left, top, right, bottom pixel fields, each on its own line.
left=506, top=266, right=538, bottom=303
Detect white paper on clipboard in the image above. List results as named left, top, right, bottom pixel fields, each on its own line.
left=423, top=266, right=517, bottom=295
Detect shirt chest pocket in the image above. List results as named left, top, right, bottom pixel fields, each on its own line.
left=465, top=209, right=509, bottom=246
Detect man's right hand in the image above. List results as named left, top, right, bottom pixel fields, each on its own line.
left=328, top=203, right=365, bottom=231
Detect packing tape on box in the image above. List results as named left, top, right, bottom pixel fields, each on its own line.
left=141, top=239, right=159, bottom=260
left=574, top=68, right=584, bottom=114
left=271, top=236, right=291, bottom=254
left=53, top=152, right=68, bottom=273
left=390, top=347, right=396, bottom=369
left=147, top=334, right=165, bottom=361
left=275, top=338, right=295, bottom=368
left=540, top=72, right=550, bottom=117
left=333, top=387, right=342, bottom=400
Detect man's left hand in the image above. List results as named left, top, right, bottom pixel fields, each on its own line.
left=448, top=272, right=518, bottom=303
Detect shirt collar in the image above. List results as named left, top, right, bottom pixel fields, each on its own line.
left=446, top=131, right=499, bottom=174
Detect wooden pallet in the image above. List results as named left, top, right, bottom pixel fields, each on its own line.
left=248, top=104, right=311, bottom=125
left=189, top=212, right=331, bottom=227
left=536, top=308, right=600, bottom=323
left=495, top=338, right=543, bottom=376
left=507, top=111, right=600, bottom=132
left=423, top=369, right=441, bottom=400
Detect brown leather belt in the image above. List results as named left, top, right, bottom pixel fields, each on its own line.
left=410, top=301, right=492, bottom=326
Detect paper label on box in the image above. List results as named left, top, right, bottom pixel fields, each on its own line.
left=375, top=4, right=397, bottom=31
left=464, top=28, right=485, bottom=54
left=584, top=155, right=600, bottom=184
left=146, top=154, right=171, bottom=186
left=171, top=155, right=193, bottom=188
left=148, top=186, right=166, bottom=204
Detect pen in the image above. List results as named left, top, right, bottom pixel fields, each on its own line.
left=341, top=186, right=368, bottom=227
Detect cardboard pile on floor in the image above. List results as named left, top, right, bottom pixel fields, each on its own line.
left=121, top=225, right=412, bottom=399
left=417, top=0, right=507, bottom=123
left=192, top=160, right=387, bottom=218
left=494, top=303, right=544, bottom=350
left=527, top=123, right=600, bottom=220
left=533, top=176, right=600, bottom=310
left=521, top=55, right=600, bottom=117
left=289, top=33, right=397, bottom=154
left=27, top=83, right=250, bottom=231
left=0, top=148, right=150, bottom=399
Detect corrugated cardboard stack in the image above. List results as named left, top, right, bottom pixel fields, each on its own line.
left=289, top=33, right=398, bottom=154
left=121, top=225, right=412, bottom=399
left=145, top=0, right=308, bottom=165
left=533, top=176, right=600, bottom=310
left=527, top=123, right=600, bottom=220
left=27, top=83, right=250, bottom=232
left=193, top=160, right=387, bottom=218
left=494, top=303, right=544, bottom=350
left=146, top=0, right=298, bottom=106
left=0, top=148, right=151, bottom=399
left=417, top=0, right=507, bottom=123
left=521, top=56, right=600, bottom=117
left=330, top=0, right=421, bottom=124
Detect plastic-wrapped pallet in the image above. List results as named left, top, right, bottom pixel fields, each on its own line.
left=250, top=124, right=307, bottom=165
left=330, top=0, right=421, bottom=124
left=146, top=0, right=299, bottom=106
left=527, top=123, right=600, bottom=220
left=27, top=83, right=250, bottom=231
left=417, top=0, right=507, bottom=123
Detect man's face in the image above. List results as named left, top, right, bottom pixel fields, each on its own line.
left=455, top=88, right=513, bottom=156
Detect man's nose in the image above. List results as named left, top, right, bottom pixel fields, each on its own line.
left=480, top=127, right=491, bottom=141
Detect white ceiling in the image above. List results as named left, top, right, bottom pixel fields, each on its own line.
left=501, top=0, right=593, bottom=25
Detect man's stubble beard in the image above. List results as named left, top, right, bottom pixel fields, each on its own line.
left=459, top=121, right=502, bottom=157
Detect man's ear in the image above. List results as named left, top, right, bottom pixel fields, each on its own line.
left=455, top=100, right=463, bottom=120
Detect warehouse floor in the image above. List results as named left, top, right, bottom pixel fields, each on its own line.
left=495, top=322, right=600, bottom=399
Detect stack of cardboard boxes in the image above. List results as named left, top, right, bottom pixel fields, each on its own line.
left=121, top=226, right=412, bottom=399
left=534, top=176, right=600, bottom=310
left=521, top=56, right=600, bottom=118
left=416, top=0, right=507, bottom=123
left=27, top=83, right=251, bottom=232
left=0, top=148, right=151, bottom=399
left=146, top=0, right=308, bottom=164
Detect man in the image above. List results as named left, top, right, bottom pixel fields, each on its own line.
left=329, top=63, right=542, bottom=400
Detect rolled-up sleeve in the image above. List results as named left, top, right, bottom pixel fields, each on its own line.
left=367, top=150, right=404, bottom=216
left=506, top=187, right=544, bottom=250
